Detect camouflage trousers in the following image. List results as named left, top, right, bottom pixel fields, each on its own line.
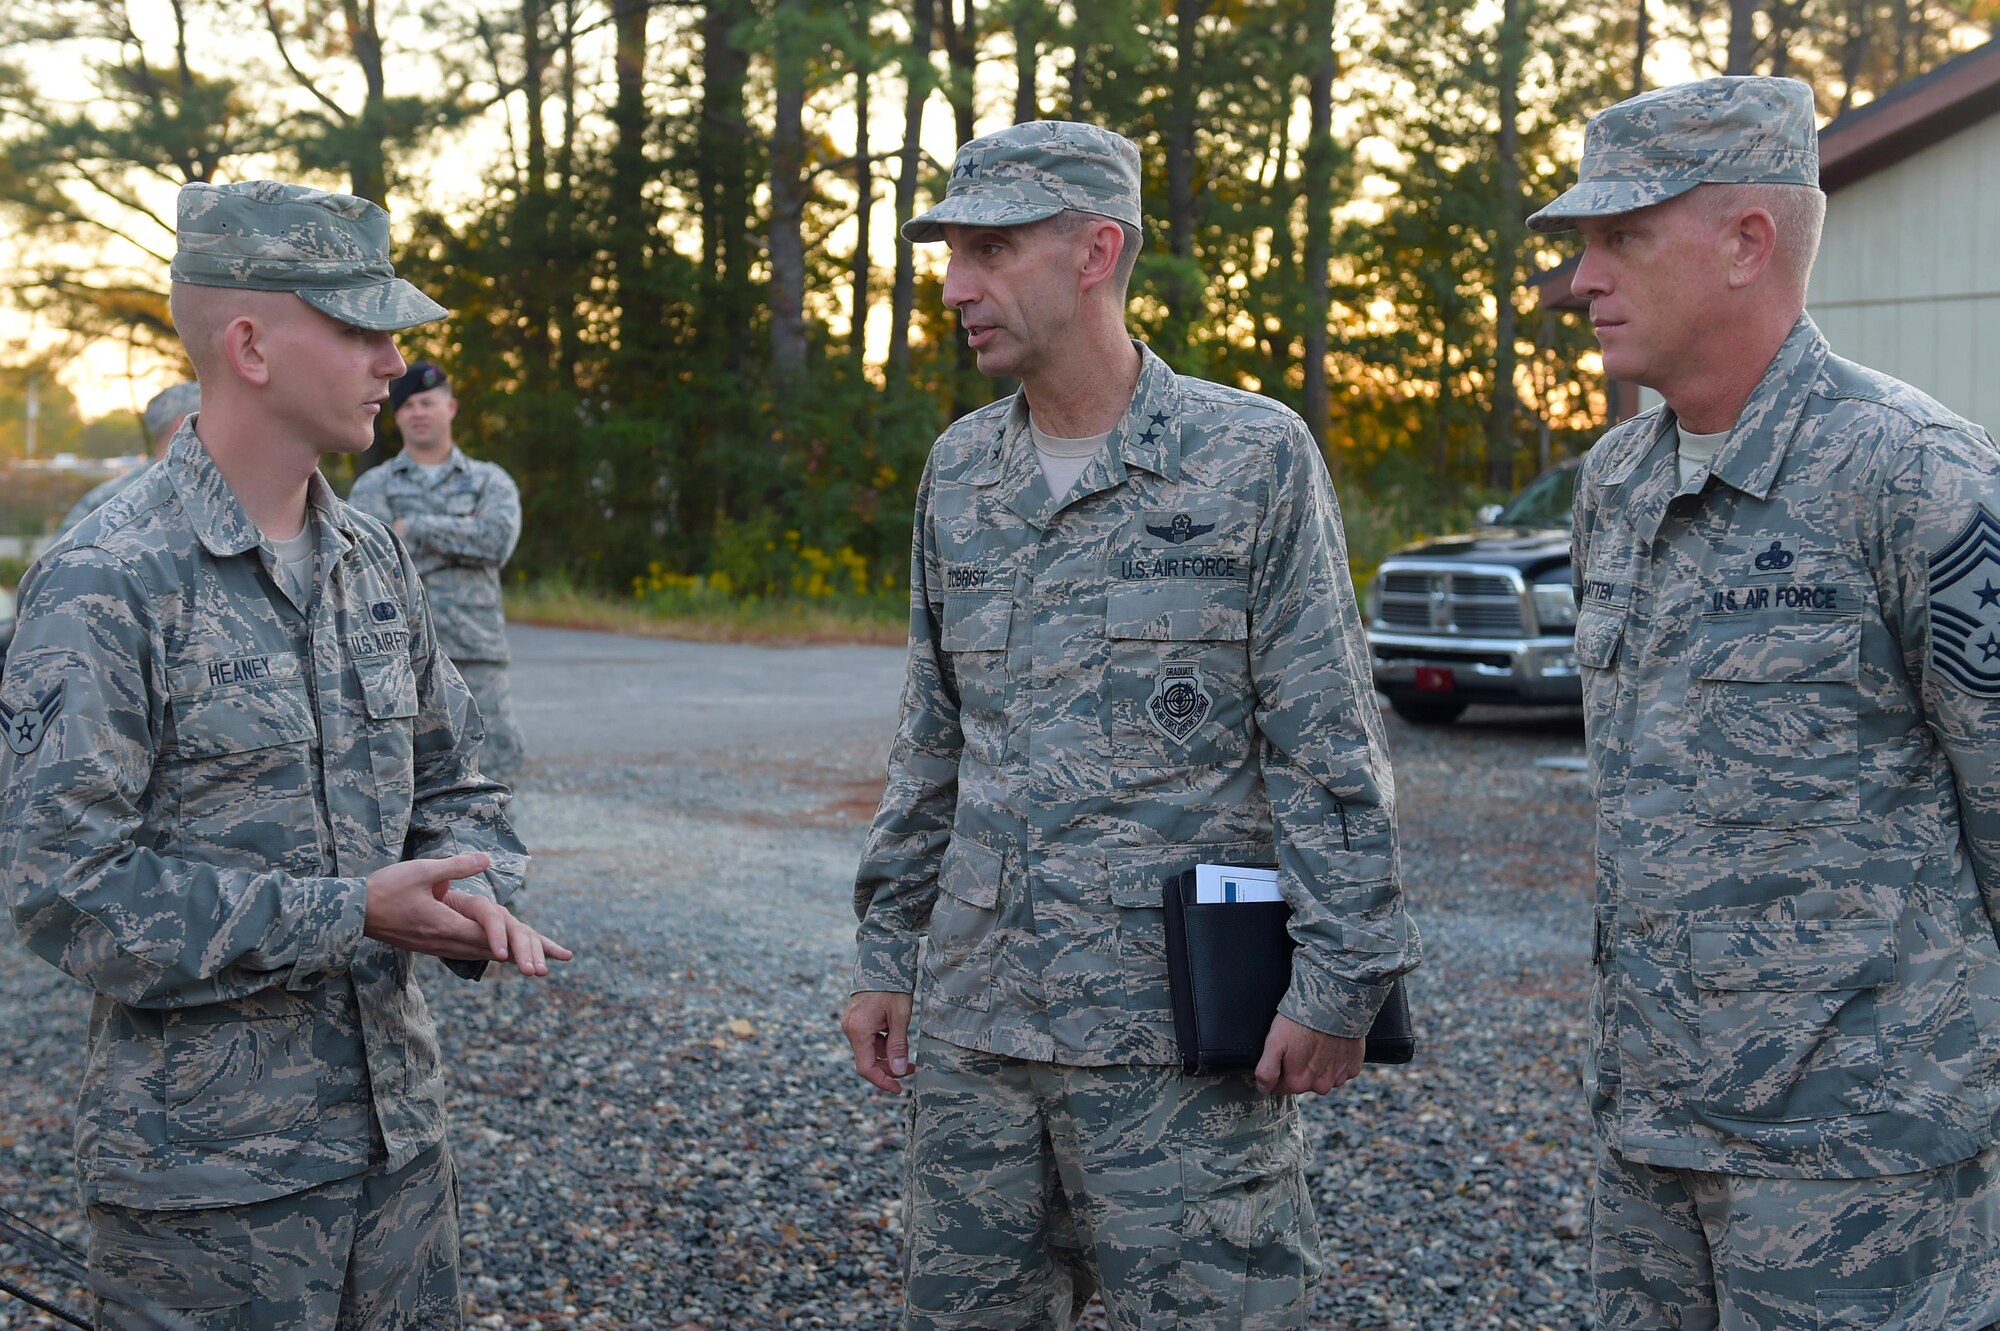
left=902, top=1037, right=1319, bottom=1331
left=455, top=660, right=524, bottom=786
left=87, top=1141, right=460, bottom=1331
left=1594, top=1141, right=2000, bottom=1330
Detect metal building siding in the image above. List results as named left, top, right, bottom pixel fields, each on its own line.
left=1809, top=116, right=2000, bottom=434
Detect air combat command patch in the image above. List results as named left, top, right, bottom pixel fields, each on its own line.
left=1147, top=664, right=1212, bottom=742
left=1, top=683, right=64, bottom=756
left=1929, top=504, right=2000, bottom=697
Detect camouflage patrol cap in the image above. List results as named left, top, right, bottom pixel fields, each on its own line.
left=903, top=120, right=1142, bottom=243
left=171, top=181, right=448, bottom=330
left=141, top=381, right=199, bottom=436
left=1528, top=76, right=1819, bottom=233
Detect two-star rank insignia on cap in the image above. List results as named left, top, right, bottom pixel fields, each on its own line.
left=0, top=683, right=64, bottom=757
left=1929, top=504, right=2000, bottom=697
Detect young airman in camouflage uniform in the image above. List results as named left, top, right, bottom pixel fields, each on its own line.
left=1540, top=77, right=2000, bottom=1329
left=348, top=364, right=526, bottom=785
left=0, top=180, right=571, bottom=1330
left=842, top=121, right=1417, bottom=1330
left=57, top=381, right=200, bottom=536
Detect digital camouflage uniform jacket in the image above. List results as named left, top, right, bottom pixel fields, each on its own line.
left=853, top=344, right=1417, bottom=1066
left=0, top=426, right=528, bottom=1210
left=348, top=447, right=521, bottom=664
left=1574, top=315, right=2000, bottom=1178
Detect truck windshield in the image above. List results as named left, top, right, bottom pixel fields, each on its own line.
left=1494, top=465, right=1578, bottom=529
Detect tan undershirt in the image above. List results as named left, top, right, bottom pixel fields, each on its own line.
left=1677, top=422, right=1732, bottom=488
left=1030, top=418, right=1111, bottom=500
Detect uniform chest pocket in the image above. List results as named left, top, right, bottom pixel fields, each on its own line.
left=355, top=654, right=419, bottom=848
left=1692, top=615, right=1860, bottom=827
left=1103, top=581, right=1252, bottom=769
left=166, top=670, right=317, bottom=832
left=940, top=592, right=1011, bottom=766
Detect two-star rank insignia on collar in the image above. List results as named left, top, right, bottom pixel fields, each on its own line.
left=1146, top=513, right=1215, bottom=545
left=0, top=683, right=64, bottom=757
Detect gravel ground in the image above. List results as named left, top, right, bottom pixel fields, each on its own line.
left=0, top=627, right=1598, bottom=1330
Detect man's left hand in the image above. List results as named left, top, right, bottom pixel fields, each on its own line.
left=1254, top=1014, right=1364, bottom=1096
left=392, top=517, right=408, bottom=538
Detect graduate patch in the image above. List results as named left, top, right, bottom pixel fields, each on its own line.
left=1, top=684, right=63, bottom=757
left=1146, top=665, right=1212, bottom=742
left=1928, top=504, right=2000, bottom=697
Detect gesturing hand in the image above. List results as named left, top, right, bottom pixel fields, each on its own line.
left=363, top=852, right=574, bottom=977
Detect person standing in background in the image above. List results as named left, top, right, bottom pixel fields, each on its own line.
left=349, top=362, right=526, bottom=786
left=56, top=381, right=200, bottom=536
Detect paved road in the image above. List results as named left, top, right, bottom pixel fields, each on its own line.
left=510, top=626, right=906, bottom=764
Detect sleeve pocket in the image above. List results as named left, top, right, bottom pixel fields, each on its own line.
left=355, top=654, right=419, bottom=721
left=1573, top=607, right=1624, bottom=671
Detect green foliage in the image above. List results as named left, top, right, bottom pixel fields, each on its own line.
left=5, top=0, right=1994, bottom=604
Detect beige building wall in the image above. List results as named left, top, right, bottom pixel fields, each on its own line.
left=1808, top=116, right=2000, bottom=435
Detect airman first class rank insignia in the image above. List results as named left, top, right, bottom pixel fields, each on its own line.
left=1, top=683, right=63, bottom=756
left=1929, top=504, right=2000, bottom=697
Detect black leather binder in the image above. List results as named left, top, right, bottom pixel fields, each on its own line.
left=1162, top=865, right=1416, bottom=1076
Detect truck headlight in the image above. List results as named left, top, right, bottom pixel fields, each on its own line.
left=1365, top=575, right=1381, bottom=624
left=1532, top=583, right=1577, bottom=630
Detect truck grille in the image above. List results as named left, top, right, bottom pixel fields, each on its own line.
left=1374, top=566, right=1526, bottom=636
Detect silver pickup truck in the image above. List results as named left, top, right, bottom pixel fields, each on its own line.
left=1364, top=460, right=1581, bottom=726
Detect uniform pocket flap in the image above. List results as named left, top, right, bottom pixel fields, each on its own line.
left=941, top=593, right=1009, bottom=652
left=1573, top=607, right=1624, bottom=670
left=1690, top=918, right=1894, bottom=992
left=355, top=654, right=419, bottom=721
left=1104, top=581, right=1248, bottom=643
left=1107, top=844, right=1267, bottom=908
left=937, top=837, right=1003, bottom=910
left=88, top=1226, right=252, bottom=1309
left=168, top=676, right=315, bottom=758
left=1696, top=615, right=1861, bottom=684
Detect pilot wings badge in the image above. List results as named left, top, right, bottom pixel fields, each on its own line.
left=0, top=683, right=64, bottom=757
left=1146, top=513, right=1215, bottom=545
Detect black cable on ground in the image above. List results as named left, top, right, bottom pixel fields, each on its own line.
left=0, top=1207, right=88, bottom=1281
left=0, top=1269, right=90, bottom=1329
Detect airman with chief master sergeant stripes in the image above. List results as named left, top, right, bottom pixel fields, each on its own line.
left=0, top=178, right=571, bottom=1329
left=1543, top=74, right=2000, bottom=1330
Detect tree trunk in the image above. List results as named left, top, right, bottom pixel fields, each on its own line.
left=1487, top=0, right=1525, bottom=491
left=609, top=0, right=651, bottom=385
left=888, top=0, right=934, bottom=385
left=853, top=0, right=874, bottom=368
left=521, top=0, right=555, bottom=386
left=937, top=0, right=979, bottom=414
left=1726, top=0, right=1757, bottom=74
left=699, top=0, right=754, bottom=377
left=1013, top=0, right=1038, bottom=122
left=1633, top=0, right=1648, bottom=95
left=1300, top=0, right=1336, bottom=454
left=770, top=0, right=810, bottom=393
left=1164, top=0, right=1206, bottom=356
left=337, top=0, right=389, bottom=204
